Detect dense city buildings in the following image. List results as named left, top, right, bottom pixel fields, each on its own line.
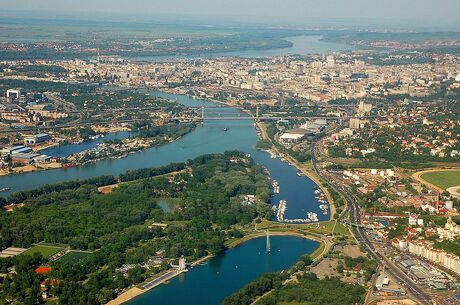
left=1, top=3, right=460, bottom=305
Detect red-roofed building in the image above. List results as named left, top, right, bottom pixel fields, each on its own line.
left=40, top=279, right=60, bottom=289
left=35, top=266, right=52, bottom=275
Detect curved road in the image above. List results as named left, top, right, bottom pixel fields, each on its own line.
left=310, top=137, right=433, bottom=305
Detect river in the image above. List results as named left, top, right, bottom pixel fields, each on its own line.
left=0, top=36, right=339, bottom=304
left=128, top=236, right=318, bottom=305
left=40, top=131, right=138, bottom=158
left=0, top=91, right=329, bottom=222
left=127, top=35, right=353, bottom=62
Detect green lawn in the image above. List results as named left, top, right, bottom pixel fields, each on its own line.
left=57, top=251, right=92, bottom=263
left=22, top=245, right=65, bottom=258
left=421, top=170, right=460, bottom=190
left=305, top=221, right=351, bottom=237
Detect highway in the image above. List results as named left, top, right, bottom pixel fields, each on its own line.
left=310, top=136, right=434, bottom=305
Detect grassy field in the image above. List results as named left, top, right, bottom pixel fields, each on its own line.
left=420, top=170, right=460, bottom=190
left=255, top=219, right=351, bottom=237
left=57, top=251, right=92, bottom=263
left=22, top=245, right=65, bottom=258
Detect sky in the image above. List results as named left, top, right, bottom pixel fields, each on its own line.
left=1, top=0, right=460, bottom=30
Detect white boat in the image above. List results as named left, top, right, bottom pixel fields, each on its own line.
left=277, top=200, right=287, bottom=221
left=307, top=212, right=319, bottom=222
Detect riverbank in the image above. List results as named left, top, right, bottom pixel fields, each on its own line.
left=107, top=230, right=323, bottom=305
left=0, top=162, right=63, bottom=177
left=255, top=121, right=336, bottom=221
left=0, top=126, right=193, bottom=182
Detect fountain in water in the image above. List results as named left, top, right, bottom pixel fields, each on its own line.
left=266, top=229, right=271, bottom=253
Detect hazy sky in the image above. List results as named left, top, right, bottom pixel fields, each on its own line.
left=1, top=0, right=460, bottom=29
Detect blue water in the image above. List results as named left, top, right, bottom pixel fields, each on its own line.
left=0, top=92, right=327, bottom=304
left=127, top=35, right=352, bottom=62
left=128, top=236, right=318, bottom=305
left=40, top=131, right=138, bottom=158
left=0, top=91, right=328, bottom=222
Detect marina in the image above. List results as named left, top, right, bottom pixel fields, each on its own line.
left=276, top=200, right=287, bottom=221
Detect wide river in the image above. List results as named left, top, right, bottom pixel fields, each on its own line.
left=1, top=92, right=329, bottom=222
left=0, top=91, right=328, bottom=303
left=0, top=36, right=344, bottom=304
left=128, top=35, right=352, bottom=62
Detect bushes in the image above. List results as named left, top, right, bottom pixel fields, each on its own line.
left=119, top=162, right=186, bottom=182
left=258, top=273, right=366, bottom=305
left=221, top=273, right=285, bottom=305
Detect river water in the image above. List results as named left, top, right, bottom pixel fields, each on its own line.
left=128, top=236, right=318, bottom=305
left=40, top=131, right=138, bottom=158
left=0, top=36, right=341, bottom=304
left=0, top=92, right=329, bottom=222
left=128, top=35, right=352, bottom=62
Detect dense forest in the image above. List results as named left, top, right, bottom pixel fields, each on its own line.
left=0, top=151, right=272, bottom=304
left=256, top=272, right=366, bottom=305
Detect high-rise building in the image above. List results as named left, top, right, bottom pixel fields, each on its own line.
left=358, top=101, right=373, bottom=115
left=349, top=118, right=361, bottom=130
left=326, top=55, right=335, bottom=68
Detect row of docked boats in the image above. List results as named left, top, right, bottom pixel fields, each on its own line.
left=276, top=200, right=287, bottom=221
left=282, top=211, right=319, bottom=223
left=314, top=186, right=329, bottom=215
left=271, top=179, right=280, bottom=194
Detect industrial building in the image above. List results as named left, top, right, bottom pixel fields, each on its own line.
left=24, top=133, right=51, bottom=145
left=0, top=145, right=30, bottom=157
left=6, top=89, right=21, bottom=99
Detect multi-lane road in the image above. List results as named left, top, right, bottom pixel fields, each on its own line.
left=310, top=137, right=434, bottom=305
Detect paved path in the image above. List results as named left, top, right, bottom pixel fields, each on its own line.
left=446, top=186, right=460, bottom=199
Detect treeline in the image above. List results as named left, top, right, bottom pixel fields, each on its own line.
left=434, top=239, right=460, bottom=257
left=221, top=273, right=286, bottom=305
left=8, top=175, right=116, bottom=204
left=258, top=273, right=366, bottom=305
left=0, top=152, right=271, bottom=304
left=8, top=161, right=189, bottom=203
left=221, top=254, right=366, bottom=305
left=286, top=148, right=311, bottom=163
left=13, top=64, right=67, bottom=77
left=119, top=162, right=186, bottom=182
left=327, top=187, right=345, bottom=219
left=138, top=122, right=195, bottom=139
